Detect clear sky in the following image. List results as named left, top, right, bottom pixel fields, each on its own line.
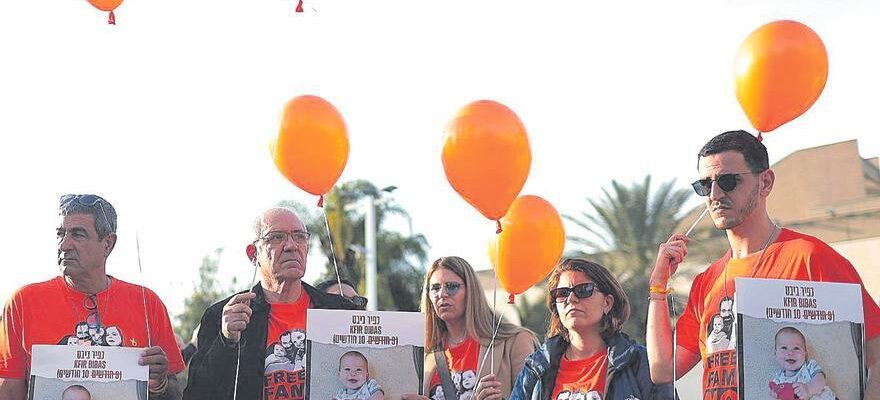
left=1, top=0, right=878, bottom=316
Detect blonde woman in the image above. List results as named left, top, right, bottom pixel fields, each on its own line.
left=403, top=256, right=538, bottom=400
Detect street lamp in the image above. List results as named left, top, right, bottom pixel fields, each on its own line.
left=345, top=185, right=397, bottom=311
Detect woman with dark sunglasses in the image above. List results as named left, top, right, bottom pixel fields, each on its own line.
left=403, top=256, right=538, bottom=400
left=510, top=259, right=673, bottom=400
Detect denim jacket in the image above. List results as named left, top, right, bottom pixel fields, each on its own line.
left=509, top=332, right=674, bottom=400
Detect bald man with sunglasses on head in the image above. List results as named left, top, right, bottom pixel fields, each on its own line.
left=0, top=194, right=185, bottom=400
left=645, top=131, right=880, bottom=399
left=184, top=207, right=357, bottom=400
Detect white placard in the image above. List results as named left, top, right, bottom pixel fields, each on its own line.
left=31, top=345, right=149, bottom=382
left=307, top=309, right=425, bottom=347
left=735, top=277, right=864, bottom=324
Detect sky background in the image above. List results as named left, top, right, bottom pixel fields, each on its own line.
left=1, top=0, right=878, bottom=317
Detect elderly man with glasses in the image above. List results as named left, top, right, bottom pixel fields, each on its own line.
left=0, top=194, right=185, bottom=400
left=185, top=207, right=357, bottom=400
left=645, top=130, right=880, bottom=399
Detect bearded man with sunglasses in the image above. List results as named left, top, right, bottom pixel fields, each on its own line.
left=184, top=207, right=357, bottom=400
left=646, top=131, right=880, bottom=399
left=0, top=194, right=185, bottom=400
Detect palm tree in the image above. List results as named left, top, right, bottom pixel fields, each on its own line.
left=280, top=180, right=430, bottom=311
left=564, top=175, right=692, bottom=343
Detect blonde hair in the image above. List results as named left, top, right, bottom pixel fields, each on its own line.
left=422, top=256, right=530, bottom=351
left=546, top=258, right=630, bottom=342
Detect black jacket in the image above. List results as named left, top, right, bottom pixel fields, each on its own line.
left=183, top=282, right=357, bottom=400
left=510, top=332, right=674, bottom=400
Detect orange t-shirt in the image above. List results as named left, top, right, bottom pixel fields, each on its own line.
left=676, top=228, right=880, bottom=400
left=0, top=276, right=185, bottom=379
left=428, top=337, right=479, bottom=400
left=263, top=291, right=311, bottom=400
left=550, top=349, right=608, bottom=400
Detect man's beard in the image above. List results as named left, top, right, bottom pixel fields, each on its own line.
left=715, top=183, right=759, bottom=230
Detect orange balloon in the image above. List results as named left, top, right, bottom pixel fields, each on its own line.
left=489, top=195, right=565, bottom=296
left=273, top=95, right=349, bottom=199
left=735, top=20, right=828, bottom=133
left=87, top=0, right=123, bottom=11
left=442, top=100, right=531, bottom=223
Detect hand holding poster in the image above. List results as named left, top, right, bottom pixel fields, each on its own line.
left=306, top=309, right=425, bottom=400
left=29, top=345, right=149, bottom=400
left=736, top=278, right=867, bottom=399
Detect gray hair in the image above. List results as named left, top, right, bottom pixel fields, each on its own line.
left=252, top=207, right=299, bottom=240
left=59, top=194, right=117, bottom=239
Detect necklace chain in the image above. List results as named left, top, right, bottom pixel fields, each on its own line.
left=723, top=224, right=780, bottom=298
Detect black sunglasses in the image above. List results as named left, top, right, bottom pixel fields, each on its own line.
left=347, top=295, right=368, bottom=309
left=691, top=171, right=761, bottom=196
left=550, top=282, right=596, bottom=303
left=61, top=194, right=107, bottom=207
left=84, top=294, right=101, bottom=329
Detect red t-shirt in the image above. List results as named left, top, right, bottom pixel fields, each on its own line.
left=550, top=349, right=608, bottom=400
left=676, top=228, right=880, bottom=400
left=0, top=276, right=185, bottom=379
left=429, top=337, right=479, bottom=400
left=263, top=290, right=311, bottom=400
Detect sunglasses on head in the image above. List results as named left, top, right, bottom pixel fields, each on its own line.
left=430, top=282, right=463, bottom=297
left=61, top=194, right=107, bottom=207
left=550, top=282, right=597, bottom=303
left=691, top=171, right=762, bottom=196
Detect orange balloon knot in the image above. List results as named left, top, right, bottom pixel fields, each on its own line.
left=495, top=220, right=502, bottom=234
left=108, top=10, right=116, bottom=25
left=295, top=0, right=304, bottom=12
left=317, top=195, right=324, bottom=208
left=507, top=294, right=515, bottom=304
left=756, top=132, right=764, bottom=142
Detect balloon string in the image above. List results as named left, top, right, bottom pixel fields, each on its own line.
left=108, top=11, right=116, bottom=25
left=495, top=220, right=502, bottom=234
left=322, top=205, right=344, bottom=296
left=473, top=307, right=506, bottom=395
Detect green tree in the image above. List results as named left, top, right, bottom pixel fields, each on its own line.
left=514, top=281, right=550, bottom=339
left=281, top=179, right=430, bottom=311
left=564, top=175, right=692, bottom=343
left=174, top=249, right=235, bottom=343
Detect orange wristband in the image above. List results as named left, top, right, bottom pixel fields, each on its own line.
left=649, top=285, right=672, bottom=295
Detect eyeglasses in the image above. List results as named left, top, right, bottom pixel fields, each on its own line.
left=257, top=230, right=311, bottom=245
left=550, top=282, right=597, bottom=303
left=691, top=171, right=761, bottom=196
left=84, top=294, right=102, bottom=329
left=430, top=282, right=463, bottom=297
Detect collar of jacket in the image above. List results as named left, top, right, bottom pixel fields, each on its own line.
left=248, top=281, right=359, bottom=311
left=532, top=332, right=640, bottom=399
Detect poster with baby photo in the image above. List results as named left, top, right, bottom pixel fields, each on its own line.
left=28, top=344, right=149, bottom=400
left=305, top=309, right=425, bottom=400
left=735, top=278, right=867, bottom=400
